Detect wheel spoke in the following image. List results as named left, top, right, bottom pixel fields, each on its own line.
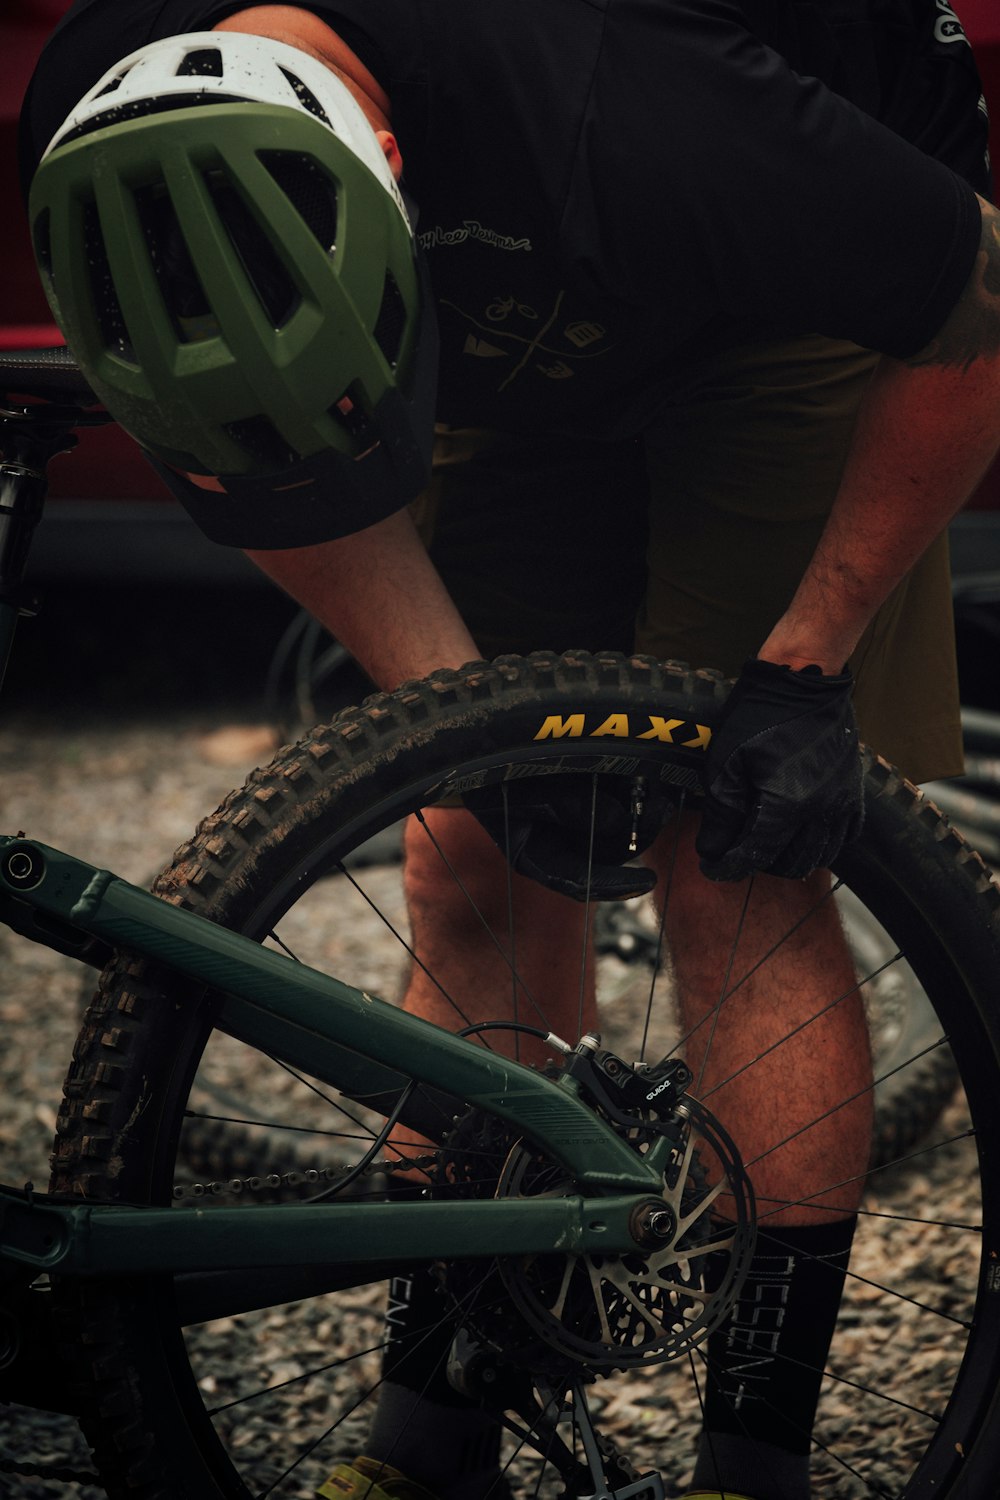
left=340, top=852, right=486, bottom=1033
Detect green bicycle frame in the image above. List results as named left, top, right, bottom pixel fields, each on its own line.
left=0, top=835, right=668, bottom=1315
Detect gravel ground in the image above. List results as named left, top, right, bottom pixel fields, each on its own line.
left=0, top=586, right=989, bottom=1499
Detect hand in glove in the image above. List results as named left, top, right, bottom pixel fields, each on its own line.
left=696, top=658, right=864, bottom=882
left=463, top=773, right=667, bottom=902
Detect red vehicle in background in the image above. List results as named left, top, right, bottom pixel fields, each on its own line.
left=1, top=1, right=259, bottom=582
left=2, top=1, right=1000, bottom=614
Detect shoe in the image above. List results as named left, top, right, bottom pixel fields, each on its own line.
left=318, top=1456, right=439, bottom=1500
left=679, top=1492, right=758, bottom=1500
left=318, top=1455, right=512, bottom=1500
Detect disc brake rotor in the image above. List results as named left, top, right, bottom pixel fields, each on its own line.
left=438, top=1040, right=755, bottom=1376
left=497, top=1094, right=754, bottom=1369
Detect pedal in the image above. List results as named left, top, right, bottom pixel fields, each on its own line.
left=582, top=1476, right=665, bottom=1500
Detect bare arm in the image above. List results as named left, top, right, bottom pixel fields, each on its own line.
left=246, top=507, right=479, bottom=690
left=760, top=195, right=1000, bottom=672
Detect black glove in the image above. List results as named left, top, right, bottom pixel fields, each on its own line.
left=696, top=658, right=864, bottom=882
left=463, top=773, right=666, bottom=902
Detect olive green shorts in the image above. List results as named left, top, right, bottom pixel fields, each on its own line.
left=416, top=335, right=961, bottom=782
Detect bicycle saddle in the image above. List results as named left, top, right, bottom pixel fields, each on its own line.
left=0, top=346, right=98, bottom=408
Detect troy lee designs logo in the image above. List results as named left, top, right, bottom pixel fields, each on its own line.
left=533, top=713, right=712, bottom=749
left=418, top=220, right=533, bottom=252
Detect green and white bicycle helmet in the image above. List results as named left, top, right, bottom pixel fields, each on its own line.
left=28, top=30, right=437, bottom=547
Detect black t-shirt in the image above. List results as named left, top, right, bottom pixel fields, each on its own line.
left=19, top=0, right=989, bottom=439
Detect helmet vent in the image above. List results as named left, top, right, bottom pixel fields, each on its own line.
left=204, top=170, right=300, bottom=328
left=278, top=69, right=332, bottom=126
left=94, top=65, right=134, bottom=99
left=83, top=201, right=137, bottom=363
left=372, top=273, right=406, bottom=367
left=177, top=48, right=224, bottom=78
left=135, top=185, right=216, bottom=341
left=54, top=94, right=246, bottom=149
left=223, top=415, right=301, bottom=468
left=260, top=152, right=337, bottom=254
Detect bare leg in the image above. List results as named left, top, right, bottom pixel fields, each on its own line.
left=649, top=817, right=873, bottom=1497
left=652, top=812, right=873, bottom=1223
left=365, top=807, right=601, bottom=1492
left=401, top=806, right=597, bottom=1066
left=392, top=804, right=871, bottom=1500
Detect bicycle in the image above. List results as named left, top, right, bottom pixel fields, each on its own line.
left=1, top=346, right=1000, bottom=1500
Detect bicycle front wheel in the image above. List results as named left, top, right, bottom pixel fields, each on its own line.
left=50, top=653, right=1000, bottom=1499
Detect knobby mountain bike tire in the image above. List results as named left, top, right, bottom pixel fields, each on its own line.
left=49, top=653, right=1000, bottom=1500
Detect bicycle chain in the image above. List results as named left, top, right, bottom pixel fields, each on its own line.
left=171, top=1151, right=438, bottom=1199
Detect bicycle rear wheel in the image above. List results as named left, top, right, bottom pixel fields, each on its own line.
left=50, top=653, right=1000, bottom=1499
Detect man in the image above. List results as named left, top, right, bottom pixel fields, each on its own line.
left=19, top=3, right=999, bottom=1498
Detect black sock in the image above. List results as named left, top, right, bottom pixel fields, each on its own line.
left=691, top=1216, right=857, bottom=1500
left=366, top=1262, right=503, bottom=1495
left=378, top=1262, right=468, bottom=1404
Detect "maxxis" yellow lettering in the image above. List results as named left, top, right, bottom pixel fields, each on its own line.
left=535, top=714, right=587, bottom=739
left=533, top=712, right=711, bottom=748
left=591, top=714, right=631, bottom=737
left=637, top=717, right=712, bottom=750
